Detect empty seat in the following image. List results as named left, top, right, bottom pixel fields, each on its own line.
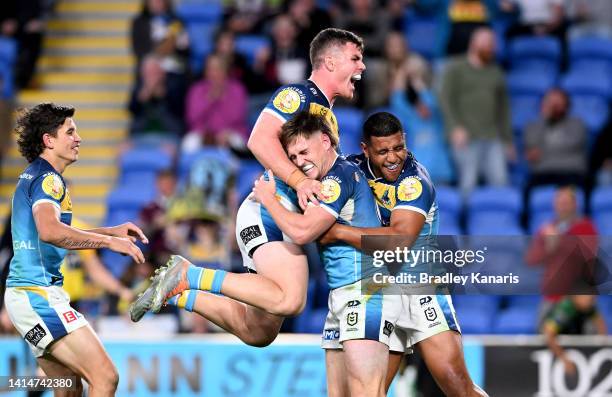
left=467, top=187, right=522, bottom=235
left=187, top=23, right=215, bottom=73
left=509, top=36, right=561, bottom=74
left=510, top=95, right=541, bottom=131
left=176, top=2, right=222, bottom=24
left=507, top=70, right=556, bottom=97
left=334, top=107, right=364, bottom=156
left=561, top=69, right=612, bottom=99
left=235, top=35, right=270, bottom=66
left=106, top=185, right=156, bottom=214
left=236, top=160, right=264, bottom=202
left=403, top=16, right=439, bottom=59
left=493, top=306, right=538, bottom=334
left=569, top=36, right=612, bottom=68
left=570, top=94, right=610, bottom=137
left=436, top=186, right=462, bottom=235
left=120, top=148, right=173, bottom=176
left=454, top=307, right=494, bottom=334
left=591, top=187, right=612, bottom=234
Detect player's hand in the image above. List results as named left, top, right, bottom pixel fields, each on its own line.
left=562, top=357, right=577, bottom=376
left=318, top=223, right=341, bottom=245
left=252, top=170, right=277, bottom=204
left=296, top=178, right=323, bottom=210
left=107, top=222, right=149, bottom=244
left=109, top=236, right=145, bottom=264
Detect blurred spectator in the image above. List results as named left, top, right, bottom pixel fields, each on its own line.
left=334, top=0, right=392, bottom=58
left=567, top=0, right=612, bottom=38
left=213, top=29, right=262, bottom=93
left=504, top=0, right=566, bottom=40
left=524, top=88, right=587, bottom=191
left=445, top=0, right=494, bottom=56
left=0, top=0, right=46, bottom=88
left=526, top=186, right=598, bottom=300
left=286, top=0, right=333, bottom=54
left=389, top=53, right=454, bottom=184
left=253, top=14, right=308, bottom=88
left=222, top=0, right=281, bottom=35
left=139, top=169, right=178, bottom=267
left=363, top=31, right=428, bottom=109
left=440, top=27, right=512, bottom=198
left=130, top=0, right=190, bottom=76
left=128, top=55, right=185, bottom=136
left=541, top=295, right=607, bottom=375
left=183, top=54, right=248, bottom=151
left=590, top=118, right=612, bottom=187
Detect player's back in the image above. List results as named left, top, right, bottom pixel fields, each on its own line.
left=8, top=157, right=72, bottom=287
left=317, top=156, right=381, bottom=289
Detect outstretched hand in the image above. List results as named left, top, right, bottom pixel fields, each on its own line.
left=107, top=222, right=149, bottom=244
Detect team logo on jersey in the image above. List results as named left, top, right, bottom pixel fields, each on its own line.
left=273, top=88, right=302, bottom=114
left=347, top=312, right=358, bottom=326
left=424, top=307, right=437, bottom=322
left=321, top=178, right=341, bottom=204
left=368, top=181, right=396, bottom=210
left=41, top=174, right=64, bottom=200
left=397, top=176, right=422, bottom=201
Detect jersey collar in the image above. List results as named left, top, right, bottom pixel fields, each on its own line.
left=307, top=79, right=332, bottom=108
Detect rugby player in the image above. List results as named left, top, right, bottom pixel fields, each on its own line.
left=4, top=103, right=147, bottom=397
left=321, top=112, right=487, bottom=397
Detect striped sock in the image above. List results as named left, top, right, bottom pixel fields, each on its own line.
left=198, top=268, right=227, bottom=294
left=167, top=290, right=197, bottom=312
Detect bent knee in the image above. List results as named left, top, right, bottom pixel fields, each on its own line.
left=273, top=296, right=306, bottom=317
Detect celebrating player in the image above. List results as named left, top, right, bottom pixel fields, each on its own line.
left=322, top=112, right=487, bottom=396
left=4, top=103, right=147, bottom=396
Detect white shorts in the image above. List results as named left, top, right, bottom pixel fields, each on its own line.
left=5, top=286, right=88, bottom=357
left=321, top=281, right=461, bottom=353
left=235, top=195, right=298, bottom=272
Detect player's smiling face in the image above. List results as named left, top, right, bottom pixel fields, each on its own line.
left=333, top=43, right=365, bottom=99
left=51, top=117, right=81, bottom=164
left=287, top=131, right=330, bottom=180
left=362, top=132, right=407, bottom=182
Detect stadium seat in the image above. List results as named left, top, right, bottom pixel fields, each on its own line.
left=510, top=95, right=541, bottom=131
left=453, top=295, right=500, bottom=313
left=187, top=23, right=216, bottom=73
left=403, top=15, right=439, bottom=59
left=175, top=2, right=223, bottom=23
left=569, top=36, right=612, bottom=72
left=529, top=185, right=585, bottom=233
left=561, top=69, right=612, bottom=99
left=493, top=306, right=538, bottom=334
left=570, top=94, right=610, bottom=137
left=236, top=160, right=264, bottom=202
left=0, top=37, right=17, bottom=98
left=235, top=35, right=270, bottom=66
left=106, top=185, right=157, bottom=214
left=467, top=187, right=522, bottom=235
left=178, top=146, right=236, bottom=181
left=334, top=107, right=363, bottom=156
left=509, top=36, right=561, bottom=74
left=435, top=186, right=462, bottom=235
left=505, top=295, right=542, bottom=309
left=507, top=70, right=556, bottom=97
left=454, top=307, right=494, bottom=334
left=591, top=187, right=612, bottom=234
left=293, top=307, right=328, bottom=333
left=119, top=147, right=173, bottom=180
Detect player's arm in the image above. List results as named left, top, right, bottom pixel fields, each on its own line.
left=33, top=203, right=145, bottom=263
left=320, top=209, right=425, bottom=250
left=79, top=251, right=134, bottom=301
left=542, top=321, right=575, bottom=374
left=248, top=113, right=321, bottom=208
left=251, top=171, right=335, bottom=244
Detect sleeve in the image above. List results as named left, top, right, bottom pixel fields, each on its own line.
left=262, top=84, right=308, bottom=123
left=394, top=173, right=434, bottom=218
left=318, top=169, right=353, bottom=219
left=30, top=173, right=65, bottom=210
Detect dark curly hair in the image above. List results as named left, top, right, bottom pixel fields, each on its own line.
left=15, top=103, right=75, bottom=163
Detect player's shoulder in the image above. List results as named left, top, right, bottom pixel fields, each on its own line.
left=28, top=158, right=66, bottom=200
left=325, top=156, right=366, bottom=188
left=266, top=83, right=310, bottom=116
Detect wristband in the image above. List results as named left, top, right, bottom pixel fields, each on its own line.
left=286, top=168, right=308, bottom=189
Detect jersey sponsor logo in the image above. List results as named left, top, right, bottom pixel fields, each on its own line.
left=41, top=173, right=64, bottom=200
left=383, top=320, right=395, bottom=337
left=368, top=181, right=396, bottom=210
left=13, top=240, right=35, bottom=250
left=240, top=225, right=263, bottom=246
left=424, top=307, right=437, bottom=322
left=24, top=324, right=47, bottom=346
left=272, top=87, right=303, bottom=114
left=397, top=176, right=423, bottom=201
left=419, top=296, right=433, bottom=306
left=309, top=103, right=339, bottom=139
left=321, top=178, right=341, bottom=204
left=347, top=312, right=358, bottom=326
left=19, top=173, right=33, bottom=180
left=347, top=300, right=361, bottom=307
left=323, top=328, right=340, bottom=340
left=62, top=311, right=77, bottom=323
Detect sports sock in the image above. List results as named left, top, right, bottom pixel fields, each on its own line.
left=167, top=290, right=197, bottom=312
left=188, top=267, right=227, bottom=294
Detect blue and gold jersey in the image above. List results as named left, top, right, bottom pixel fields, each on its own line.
left=7, top=157, right=73, bottom=287
left=262, top=79, right=339, bottom=142
left=347, top=153, right=439, bottom=237
left=318, top=156, right=381, bottom=289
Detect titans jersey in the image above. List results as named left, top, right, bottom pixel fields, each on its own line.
left=263, top=79, right=339, bottom=142
left=347, top=153, right=439, bottom=236
left=318, top=156, right=381, bottom=289
left=7, top=157, right=73, bottom=287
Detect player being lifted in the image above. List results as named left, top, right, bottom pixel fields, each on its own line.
left=4, top=103, right=148, bottom=397
left=322, top=112, right=487, bottom=397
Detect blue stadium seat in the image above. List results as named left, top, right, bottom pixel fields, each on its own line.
left=493, top=307, right=538, bottom=334
left=569, top=36, right=612, bottom=71
left=591, top=187, right=612, bottom=234
left=119, top=147, right=173, bottom=177
left=454, top=307, right=494, bottom=334
left=467, top=187, right=522, bottom=235
left=106, top=185, right=156, bottom=215
left=452, top=295, right=500, bottom=312
left=176, top=2, right=223, bottom=23
left=334, top=107, right=364, bottom=156
left=435, top=186, right=462, bottom=235
left=510, top=95, right=541, bottom=131
left=0, top=37, right=17, bottom=98
left=505, top=295, right=542, bottom=309
left=236, top=160, right=264, bottom=202
left=561, top=69, right=612, bottom=99
left=507, top=70, right=556, bottom=97
left=187, top=23, right=216, bottom=73
left=293, top=307, right=328, bottom=333
left=509, top=36, right=561, bottom=74
left=178, top=146, right=236, bottom=181
left=403, top=15, right=439, bottom=59
left=570, top=94, right=610, bottom=137
left=235, top=35, right=270, bottom=66
left=529, top=185, right=585, bottom=233
left=100, top=249, right=133, bottom=279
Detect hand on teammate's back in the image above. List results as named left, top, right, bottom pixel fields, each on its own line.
left=296, top=178, right=323, bottom=210
left=109, top=236, right=146, bottom=264
left=251, top=171, right=277, bottom=205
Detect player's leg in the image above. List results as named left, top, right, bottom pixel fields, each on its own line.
left=343, top=340, right=388, bottom=397
left=36, top=354, right=83, bottom=397
left=325, top=349, right=349, bottom=397
left=386, top=351, right=403, bottom=392
left=416, top=330, right=487, bottom=397
left=46, top=325, right=118, bottom=397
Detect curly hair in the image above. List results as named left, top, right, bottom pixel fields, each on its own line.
left=15, top=103, right=75, bottom=163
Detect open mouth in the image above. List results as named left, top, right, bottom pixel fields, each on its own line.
left=302, top=164, right=314, bottom=173
left=349, top=74, right=361, bottom=88
left=385, top=163, right=400, bottom=172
